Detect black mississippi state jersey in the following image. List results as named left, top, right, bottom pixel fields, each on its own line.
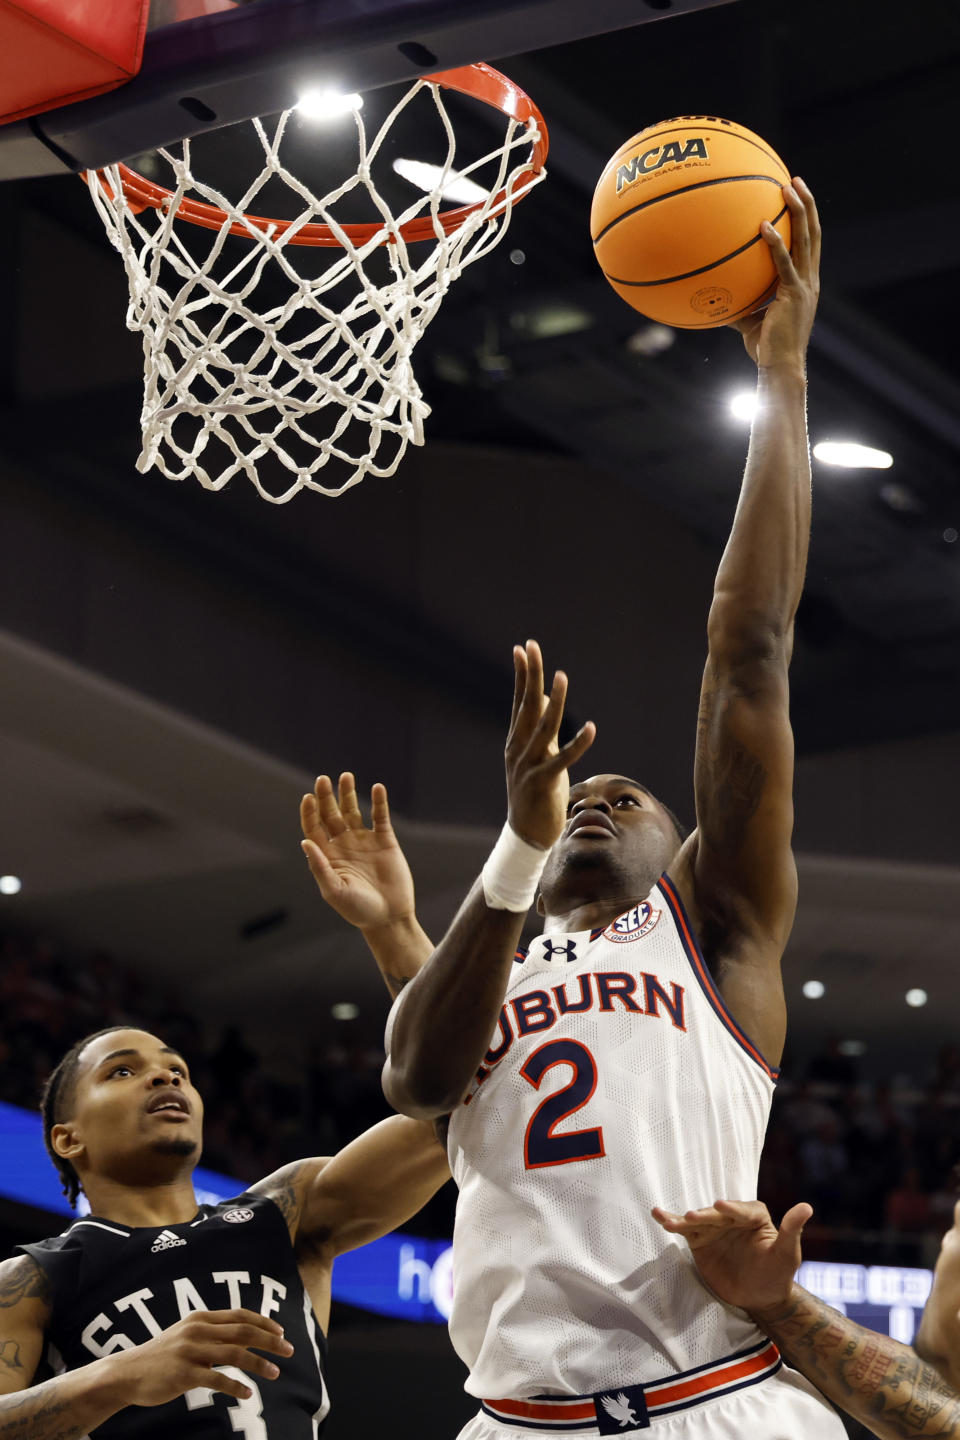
left=17, top=1192, right=330, bottom=1440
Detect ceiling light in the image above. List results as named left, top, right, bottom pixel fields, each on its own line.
left=813, top=441, right=893, bottom=469
left=296, top=89, right=364, bottom=121
left=626, top=323, right=674, bottom=357
left=509, top=302, right=593, bottom=340
left=729, top=390, right=758, bottom=422
left=0, top=875, right=21, bottom=895
left=392, top=158, right=487, bottom=204
left=331, top=1001, right=360, bottom=1021
left=905, top=988, right=928, bottom=1008
left=879, top=481, right=924, bottom=516
left=802, top=980, right=825, bottom=999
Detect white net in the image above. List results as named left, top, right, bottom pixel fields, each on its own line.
left=86, top=73, right=546, bottom=503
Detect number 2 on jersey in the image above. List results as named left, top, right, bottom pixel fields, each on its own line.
left=520, top=1039, right=605, bottom=1168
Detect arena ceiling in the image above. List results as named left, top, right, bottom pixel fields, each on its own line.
left=0, top=0, right=958, bottom=1078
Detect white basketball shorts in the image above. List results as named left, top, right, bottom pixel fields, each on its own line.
left=455, top=1365, right=847, bottom=1440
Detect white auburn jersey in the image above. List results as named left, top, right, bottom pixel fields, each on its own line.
left=447, top=875, right=779, bottom=1400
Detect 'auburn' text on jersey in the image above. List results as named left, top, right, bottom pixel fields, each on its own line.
left=446, top=877, right=779, bottom=1399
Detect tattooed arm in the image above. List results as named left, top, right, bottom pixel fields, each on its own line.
left=755, top=1285, right=960, bottom=1438
left=300, top=773, right=433, bottom=999
left=669, top=180, right=821, bottom=1069
left=0, top=1255, right=47, bottom=1397
left=0, top=1256, right=291, bottom=1438
left=253, top=1115, right=450, bottom=1256
left=0, top=1253, right=131, bottom=1439
left=653, top=1199, right=960, bottom=1438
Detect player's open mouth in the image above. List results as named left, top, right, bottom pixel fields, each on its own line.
left=566, top=811, right=616, bottom=840
left=146, top=1092, right=190, bottom=1119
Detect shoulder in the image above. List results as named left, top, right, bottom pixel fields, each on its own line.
left=665, top=832, right=784, bottom=966
left=249, top=1159, right=333, bottom=1241
left=0, top=1253, right=53, bottom=1321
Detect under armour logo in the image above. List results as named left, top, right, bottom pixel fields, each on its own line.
left=539, top=938, right=578, bottom=965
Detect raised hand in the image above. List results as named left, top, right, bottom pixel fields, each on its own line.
left=104, top=1308, right=293, bottom=1406
left=730, top=176, right=821, bottom=369
left=506, top=640, right=595, bottom=850
left=652, top=1198, right=811, bottom=1315
left=301, top=773, right=415, bottom=932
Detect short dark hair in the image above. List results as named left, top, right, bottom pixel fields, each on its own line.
left=40, top=1026, right=130, bottom=1209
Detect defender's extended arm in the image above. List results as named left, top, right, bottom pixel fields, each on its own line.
left=654, top=1199, right=960, bottom=1439
left=301, top=772, right=434, bottom=998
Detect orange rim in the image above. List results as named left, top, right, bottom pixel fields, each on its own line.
left=87, top=62, right=548, bottom=247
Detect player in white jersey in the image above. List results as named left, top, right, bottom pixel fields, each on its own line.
left=304, top=179, right=845, bottom=1437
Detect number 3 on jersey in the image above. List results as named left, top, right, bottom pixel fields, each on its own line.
left=520, top=1039, right=606, bottom=1168
left=186, top=1370, right=267, bottom=1438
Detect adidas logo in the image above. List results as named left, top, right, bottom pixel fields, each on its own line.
left=150, top=1229, right=187, bottom=1253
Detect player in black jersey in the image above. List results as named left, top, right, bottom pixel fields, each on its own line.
left=0, top=1025, right=448, bottom=1438
left=0, top=781, right=450, bottom=1440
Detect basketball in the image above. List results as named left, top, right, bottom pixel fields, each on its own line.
left=590, top=116, right=792, bottom=329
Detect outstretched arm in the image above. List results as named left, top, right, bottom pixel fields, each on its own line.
left=654, top=1199, right=960, bottom=1439
left=301, top=772, right=433, bottom=998
left=678, top=178, right=821, bottom=1067
left=253, top=1114, right=451, bottom=1258
left=383, top=640, right=594, bottom=1120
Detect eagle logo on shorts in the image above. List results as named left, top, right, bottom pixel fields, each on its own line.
left=599, top=1392, right=637, bottom=1427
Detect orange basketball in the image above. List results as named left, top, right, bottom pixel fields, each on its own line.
left=590, top=116, right=792, bottom=329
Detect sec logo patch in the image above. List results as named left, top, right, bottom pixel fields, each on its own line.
left=222, top=1207, right=254, bottom=1224
left=604, top=902, right=661, bottom=943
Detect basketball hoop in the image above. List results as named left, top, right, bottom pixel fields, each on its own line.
left=85, top=63, right=548, bottom=502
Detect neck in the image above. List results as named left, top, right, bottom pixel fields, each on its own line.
left=542, top=892, right=646, bottom=935
left=81, top=1173, right=199, bottom=1228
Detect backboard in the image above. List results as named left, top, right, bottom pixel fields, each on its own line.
left=0, top=0, right=739, bottom=179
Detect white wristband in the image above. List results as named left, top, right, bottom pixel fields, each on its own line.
left=481, top=821, right=548, bottom=913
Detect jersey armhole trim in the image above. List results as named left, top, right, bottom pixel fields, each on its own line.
left=658, top=875, right=780, bottom=1082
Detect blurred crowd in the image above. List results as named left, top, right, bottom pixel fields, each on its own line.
left=0, top=926, right=397, bottom=1208
left=1, top=926, right=958, bottom=1257
left=762, top=1036, right=960, bottom=1266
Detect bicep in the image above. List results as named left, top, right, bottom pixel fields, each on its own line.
left=0, top=1259, right=49, bottom=1395
left=302, top=1115, right=451, bottom=1256
left=0, top=1323, right=43, bottom=1395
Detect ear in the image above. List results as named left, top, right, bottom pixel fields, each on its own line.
left=51, top=1122, right=85, bottom=1165
left=536, top=892, right=545, bottom=917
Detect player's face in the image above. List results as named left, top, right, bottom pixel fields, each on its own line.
left=59, top=1028, right=204, bottom=1183
left=538, top=774, right=680, bottom=910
